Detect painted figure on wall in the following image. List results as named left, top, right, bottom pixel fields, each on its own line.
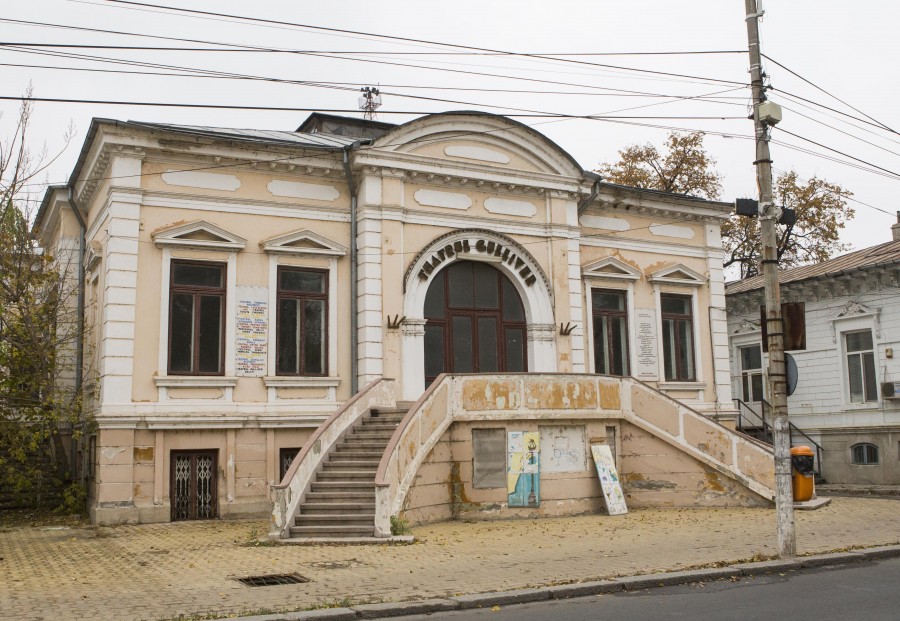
left=508, top=431, right=540, bottom=507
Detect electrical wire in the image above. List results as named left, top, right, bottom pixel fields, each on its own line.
left=94, top=0, right=749, bottom=87
left=0, top=41, right=747, bottom=57
left=0, top=94, right=750, bottom=121
left=762, top=53, right=897, bottom=135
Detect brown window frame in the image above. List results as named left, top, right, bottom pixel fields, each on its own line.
left=167, top=260, right=226, bottom=376
left=591, top=288, right=630, bottom=377
left=275, top=266, right=329, bottom=377
left=423, top=262, right=528, bottom=386
left=661, top=293, right=696, bottom=382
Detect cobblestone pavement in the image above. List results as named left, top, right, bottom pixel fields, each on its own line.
left=1, top=497, right=899, bottom=621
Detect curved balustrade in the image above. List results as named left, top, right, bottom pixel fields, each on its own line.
left=270, top=378, right=397, bottom=539
left=373, top=373, right=776, bottom=535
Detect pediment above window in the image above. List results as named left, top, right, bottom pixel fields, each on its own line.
left=648, top=263, right=707, bottom=287
left=582, top=256, right=642, bottom=281
left=835, top=299, right=875, bottom=318
left=152, top=220, right=246, bottom=250
left=260, top=229, right=348, bottom=256
left=731, top=319, right=760, bottom=335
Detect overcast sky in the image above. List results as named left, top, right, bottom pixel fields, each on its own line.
left=3, top=0, right=899, bottom=262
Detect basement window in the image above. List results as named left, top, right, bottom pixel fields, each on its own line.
left=851, top=443, right=879, bottom=465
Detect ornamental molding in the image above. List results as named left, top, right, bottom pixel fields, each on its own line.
left=731, top=319, right=761, bottom=335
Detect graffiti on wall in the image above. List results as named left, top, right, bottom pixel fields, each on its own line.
left=539, top=425, right=587, bottom=473
left=507, top=431, right=540, bottom=507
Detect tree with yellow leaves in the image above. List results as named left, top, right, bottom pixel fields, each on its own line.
left=598, top=131, right=854, bottom=278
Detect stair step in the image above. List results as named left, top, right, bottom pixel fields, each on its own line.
left=295, top=513, right=375, bottom=523
left=305, top=491, right=376, bottom=501
left=310, top=481, right=376, bottom=491
left=316, top=471, right=377, bottom=481
left=300, top=502, right=375, bottom=513
left=330, top=449, right=384, bottom=458
left=324, top=460, right=380, bottom=469
left=289, top=525, right=375, bottom=537
left=336, top=441, right=392, bottom=450
left=358, top=423, right=399, bottom=431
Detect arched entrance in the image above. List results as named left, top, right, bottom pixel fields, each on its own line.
left=423, top=261, right=527, bottom=384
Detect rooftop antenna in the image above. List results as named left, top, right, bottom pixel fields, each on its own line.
left=358, top=86, right=382, bottom=121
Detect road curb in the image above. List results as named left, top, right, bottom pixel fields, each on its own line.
left=231, top=544, right=900, bottom=621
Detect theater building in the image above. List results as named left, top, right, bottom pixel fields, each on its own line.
left=36, top=112, right=776, bottom=531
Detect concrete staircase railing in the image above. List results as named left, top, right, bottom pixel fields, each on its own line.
left=270, top=378, right=397, bottom=539
left=373, top=374, right=776, bottom=536
left=374, top=374, right=453, bottom=538
left=620, top=377, right=776, bottom=501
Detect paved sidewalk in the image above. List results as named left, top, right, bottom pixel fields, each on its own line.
left=2, top=497, right=899, bottom=621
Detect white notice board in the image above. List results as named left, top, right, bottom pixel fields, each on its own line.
left=590, top=444, right=628, bottom=516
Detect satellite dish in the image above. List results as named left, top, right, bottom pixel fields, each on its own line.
left=785, top=352, right=798, bottom=397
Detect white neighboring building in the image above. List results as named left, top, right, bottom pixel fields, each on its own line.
left=726, top=220, right=900, bottom=485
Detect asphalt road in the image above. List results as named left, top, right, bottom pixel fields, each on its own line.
left=393, top=557, right=900, bottom=621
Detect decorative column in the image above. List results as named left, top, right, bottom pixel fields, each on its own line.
left=400, top=318, right=427, bottom=401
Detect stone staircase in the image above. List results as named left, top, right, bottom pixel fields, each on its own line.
left=289, top=405, right=409, bottom=539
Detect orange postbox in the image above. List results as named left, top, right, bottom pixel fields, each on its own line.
left=790, top=446, right=815, bottom=502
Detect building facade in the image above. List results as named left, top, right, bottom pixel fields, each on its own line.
left=726, top=223, right=900, bottom=485
left=36, top=112, right=764, bottom=526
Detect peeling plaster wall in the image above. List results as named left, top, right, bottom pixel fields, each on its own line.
left=91, top=427, right=314, bottom=525
left=619, top=421, right=769, bottom=508
left=399, top=417, right=769, bottom=527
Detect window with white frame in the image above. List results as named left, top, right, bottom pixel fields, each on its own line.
left=591, top=289, right=629, bottom=376
left=739, top=344, right=764, bottom=402
left=275, top=267, right=327, bottom=376
left=844, top=330, right=877, bottom=403
left=168, top=260, right=226, bottom=375
left=661, top=293, right=695, bottom=381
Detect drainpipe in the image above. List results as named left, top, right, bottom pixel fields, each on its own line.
left=66, top=185, right=87, bottom=482
left=577, top=177, right=602, bottom=217
left=341, top=139, right=373, bottom=396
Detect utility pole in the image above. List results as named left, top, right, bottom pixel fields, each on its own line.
left=744, top=0, right=795, bottom=557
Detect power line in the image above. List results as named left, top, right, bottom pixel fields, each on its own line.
left=0, top=60, right=752, bottom=103
left=0, top=42, right=747, bottom=56
left=0, top=18, right=748, bottom=96
left=0, top=94, right=749, bottom=121
left=762, top=53, right=897, bottom=135
left=774, top=127, right=900, bottom=181
left=96, top=0, right=749, bottom=87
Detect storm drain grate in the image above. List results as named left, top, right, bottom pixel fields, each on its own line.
left=235, top=573, right=310, bottom=587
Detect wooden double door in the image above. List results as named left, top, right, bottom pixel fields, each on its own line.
left=423, top=261, right=527, bottom=385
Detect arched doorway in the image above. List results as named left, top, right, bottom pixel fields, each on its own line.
left=423, top=260, right=527, bottom=384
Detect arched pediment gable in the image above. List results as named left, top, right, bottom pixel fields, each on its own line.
left=371, top=112, right=584, bottom=178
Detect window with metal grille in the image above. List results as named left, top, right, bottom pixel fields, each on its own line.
left=279, top=447, right=301, bottom=481
left=844, top=330, right=877, bottom=403
left=276, top=267, right=327, bottom=376
left=851, top=443, right=879, bottom=465
left=592, top=289, right=629, bottom=376
left=168, top=261, right=226, bottom=375
left=661, top=294, right=695, bottom=381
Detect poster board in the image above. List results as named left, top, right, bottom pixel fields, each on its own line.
left=507, top=431, right=540, bottom=507
left=590, top=444, right=628, bottom=516
left=235, top=286, right=268, bottom=377
left=634, top=308, right=659, bottom=381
